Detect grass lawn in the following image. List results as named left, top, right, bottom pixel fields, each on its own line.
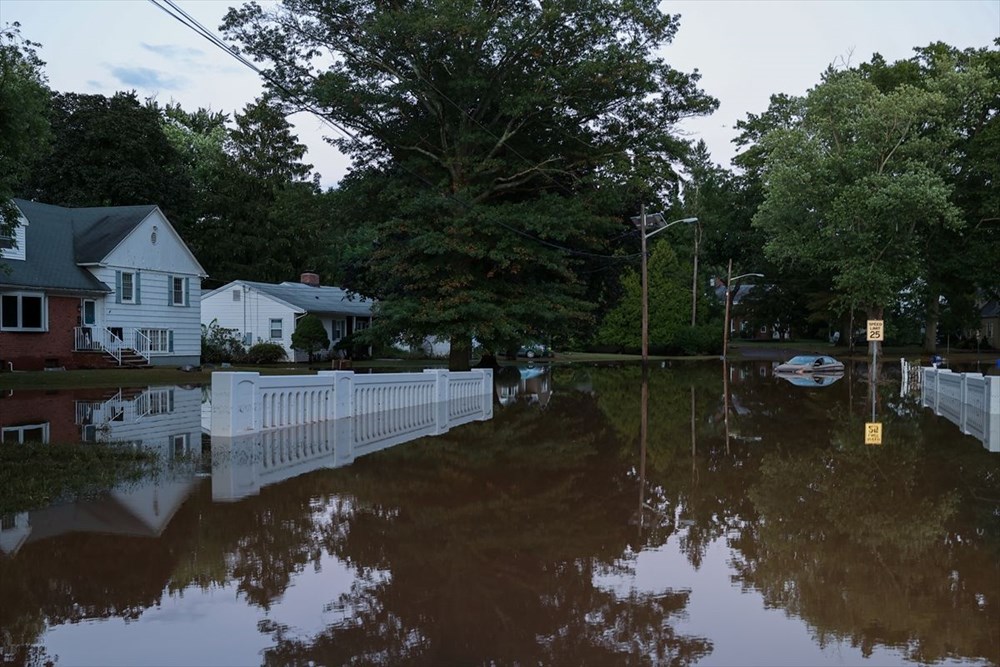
left=1, top=345, right=994, bottom=391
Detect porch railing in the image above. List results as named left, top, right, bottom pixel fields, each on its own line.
left=74, top=327, right=153, bottom=365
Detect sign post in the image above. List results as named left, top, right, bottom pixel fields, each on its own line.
left=865, top=319, right=885, bottom=445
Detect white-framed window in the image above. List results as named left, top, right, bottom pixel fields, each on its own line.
left=332, top=319, right=346, bottom=340
left=354, top=318, right=370, bottom=331
left=121, top=272, right=135, bottom=303
left=142, top=388, right=174, bottom=415
left=171, top=277, right=186, bottom=306
left=0, top=292, right=46, bottom=331
left=140, top=328, right=171, bottom=353
left=760, top=325, right=767, bottom=334
left=270, top=318, right=283, bottom=339
left=171, top=433, right=189, bottom=458
left=0, top=233, right=14, bottom=250
left=232, top=289, right=241, bottom=302
left=1, top=423, right=50, bottom=444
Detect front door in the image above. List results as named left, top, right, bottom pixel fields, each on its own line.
left=82, top=300, right=96, bottom=326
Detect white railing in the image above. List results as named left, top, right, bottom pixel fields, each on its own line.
left=211, top=369, right=493, bottom=436
left=210, top=374, right=495, bottom=501
left=73, top=326, right=153, bottom=365
left=921, top=368, right=1000, bottom=453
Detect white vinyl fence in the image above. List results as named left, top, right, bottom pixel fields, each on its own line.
left=921, top=368, right=1000, bottom=453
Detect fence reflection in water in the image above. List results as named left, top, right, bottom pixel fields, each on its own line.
left=212, top=395, right=494, bottom=502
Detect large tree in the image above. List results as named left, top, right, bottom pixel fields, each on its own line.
left=23, top=91, right=193, bottom=220
left=751, top=66, right=969, bottom=353
left=180, top=97, right=329, bottom=285
left=0, top=23, right=50, bottom=238
left=222, top=0, right=716, bottom=369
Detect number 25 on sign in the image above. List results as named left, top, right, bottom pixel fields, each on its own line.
left=866, top=319, right=884, bottom=342
left=865, top=422, right=883, bottom=446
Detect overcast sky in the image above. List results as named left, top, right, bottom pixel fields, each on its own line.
left=3, top=0, right=998, bottom=189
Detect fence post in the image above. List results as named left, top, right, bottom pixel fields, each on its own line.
left=318, top=370, right=356, bottom=464
left=476, top=368, right=494, bottom=420
left=212, top=372, right=260, bottom=436
left=424, top=369, right=449, bottom=434
left=988, top=377, right=1000, bottom=453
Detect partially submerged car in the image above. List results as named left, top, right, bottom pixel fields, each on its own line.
left=776, top=372, right=843, bottom=387
left=773, top=354, right=845, bottom=375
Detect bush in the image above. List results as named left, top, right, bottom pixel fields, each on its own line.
left=246, top=342, right=287, bottom=364
left=291, top=314, right=330, bottom=362
left=670, top=324, right=723, bottom=356
left=201, top=320, right=246, bottom=364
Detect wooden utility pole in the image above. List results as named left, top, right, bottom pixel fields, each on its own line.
left=640, top=202, right=649, bottom=365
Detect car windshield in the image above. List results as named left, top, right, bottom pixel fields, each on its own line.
left=786, top=355, right=821, bottom=365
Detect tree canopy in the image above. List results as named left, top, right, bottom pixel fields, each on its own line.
left=221, top=0, right=717, bottom=368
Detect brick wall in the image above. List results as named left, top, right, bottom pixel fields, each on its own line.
left=0, top=295, right=94, bottom=371
left=0, top=388, right=109, bottom=443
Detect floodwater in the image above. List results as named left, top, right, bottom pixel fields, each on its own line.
left=1, top=362, right=998, bottom=667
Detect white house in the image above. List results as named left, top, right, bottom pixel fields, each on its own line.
left=0, top=199, right=207, bottom=369
left=201, top=273, right=374, bottom=362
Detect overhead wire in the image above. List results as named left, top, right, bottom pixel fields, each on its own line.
left=147, top=0, right=652, bottom=264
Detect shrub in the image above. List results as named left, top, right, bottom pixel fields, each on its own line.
left=246, top=342, right=287, bottom=364
left=201, top=320, right=246, bottom=364
left=291, top=314, right=330, bottom=362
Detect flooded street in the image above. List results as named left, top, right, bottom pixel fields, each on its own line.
left=1, top=362, right=998, bottom=666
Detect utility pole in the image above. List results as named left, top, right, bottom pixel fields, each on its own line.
left=640, top=202, right=649, bottom=366
left=691, top=221, right=700, bottom=326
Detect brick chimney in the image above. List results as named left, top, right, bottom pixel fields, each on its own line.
left=300, top=272, right=320, bottom=287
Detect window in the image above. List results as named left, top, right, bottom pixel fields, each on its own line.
left=354, top=318, right=370, bottom=331
left=121, top=272, right=135, bottom=303
left=1, top=423, right=49, bottom=444
left=171, top=277, right=186, bottom=306
left=0, top=234, right=13, bottom=250
left=332, top=319, right=346, bottom=340
left=140, top=328, right=171, bottom=353
left=270, top=318, right=283, bottom=339
left=142, top=388, right=175, bottom=415
left=232, top=289, right=241, bottom=302
left=171, top=434, right=189, bottom=458
left=1, top=293, right=46, bottom=331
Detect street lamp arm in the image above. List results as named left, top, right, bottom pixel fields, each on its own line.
left=644, top=217, right=698, bottom=240
left=729, top=272, right=764, bottom=284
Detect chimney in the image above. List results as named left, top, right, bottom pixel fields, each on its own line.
left=300, top=272, right=320, bottom=287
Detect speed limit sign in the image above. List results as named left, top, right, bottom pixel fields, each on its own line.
left=866, top=320, right=884, bottom=342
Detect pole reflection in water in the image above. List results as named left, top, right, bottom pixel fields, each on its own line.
left=1, top=364, right=998, bottom=667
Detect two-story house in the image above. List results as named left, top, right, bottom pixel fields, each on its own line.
left=0, top=199, right=207, bottom=370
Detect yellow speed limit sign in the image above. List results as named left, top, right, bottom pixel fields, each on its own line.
left=866, top=320, right=884, bottom=342
left=864, top=422, right=883, bottom=445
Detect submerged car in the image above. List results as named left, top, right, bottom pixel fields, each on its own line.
left=773, top=354, right=845, bottom=374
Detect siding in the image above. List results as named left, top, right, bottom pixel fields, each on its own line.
left=202, top=284, right=301, bottom=361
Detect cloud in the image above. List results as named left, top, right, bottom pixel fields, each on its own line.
left=140, top=43, right=205, bottom=60
left=108, top=66, right=186, bottom=91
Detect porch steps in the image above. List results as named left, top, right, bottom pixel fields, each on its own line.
left=118, top=350, right=151, bottom=368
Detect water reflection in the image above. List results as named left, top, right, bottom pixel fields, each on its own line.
left=0, top=364, right=997, bottom=666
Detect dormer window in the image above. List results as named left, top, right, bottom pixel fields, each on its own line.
left=0, top=220, right=27, bottom=261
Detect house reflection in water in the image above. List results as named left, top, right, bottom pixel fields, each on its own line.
left=0, top=385, right=204, bottom=556
left=495, top=365, right=552, bottom=408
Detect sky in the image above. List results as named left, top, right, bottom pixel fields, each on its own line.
left=3, top=0, right=998, bottom=190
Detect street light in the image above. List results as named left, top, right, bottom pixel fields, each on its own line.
left=631, top=206, right=698, bottom=365
left=721, top=257, right=763, bottom=360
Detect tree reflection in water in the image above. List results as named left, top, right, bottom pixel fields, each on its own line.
left=1, top=362, right=997, bottom=666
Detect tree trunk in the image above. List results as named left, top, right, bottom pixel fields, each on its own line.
left=448, top=334, right=472, bottom=372
left=474, top=353, right=500, bottom=369
left=923, top=294, right=939, bottom=353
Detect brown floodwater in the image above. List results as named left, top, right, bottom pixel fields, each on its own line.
left=1, top=361, right=998, bottom=666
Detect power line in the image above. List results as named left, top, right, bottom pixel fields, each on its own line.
left=147, top=0, right=641, bottom=262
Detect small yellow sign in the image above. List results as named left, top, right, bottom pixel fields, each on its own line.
left=865, top=422, right=883, bottom=445
left=866, top=319, right=885, bottom=342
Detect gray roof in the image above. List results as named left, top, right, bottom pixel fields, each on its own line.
left=0, top=199, right=154, bottom=293
left=982, top=301, right=1000, bottom=318
left=245, top=280, right=374, bottom=317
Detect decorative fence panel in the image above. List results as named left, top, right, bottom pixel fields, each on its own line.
left=921, top=368, right=1000, bottom=453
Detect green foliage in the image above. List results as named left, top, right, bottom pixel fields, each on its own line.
left=595, top=240, right=691, bottom=351
left=245, top=341, right=287, bottom=364
left=0, top=442, right=159, bottom=515
left=221, top=0, right=717, bottom=367
left=291, top=314, right=330, bottom=361
left=201, top=319, right=246, bottom=364
left=23, top=91, right=193, bottom=222
left=0, top=22, right=51, bottom=237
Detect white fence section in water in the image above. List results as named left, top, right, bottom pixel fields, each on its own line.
left=211, top=369, right=493, bottom=436
left=920, top=368, right=1000, bottom=453
left=211, top=395, right=494, bottom=502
